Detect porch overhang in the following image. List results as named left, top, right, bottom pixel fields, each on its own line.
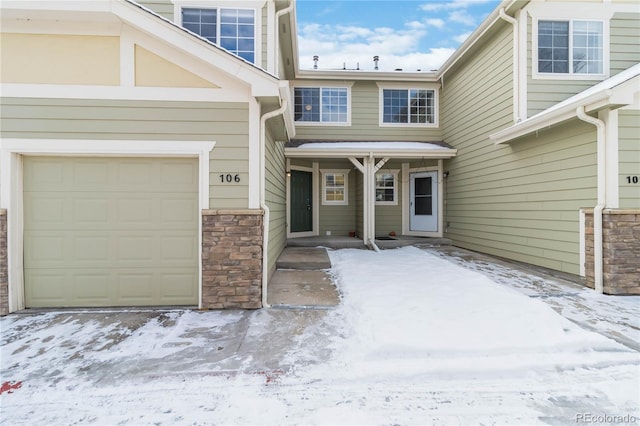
left=284, top=141, right=457, bottom=159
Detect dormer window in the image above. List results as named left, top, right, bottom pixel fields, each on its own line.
left=181, top=7, right=255, bottom=63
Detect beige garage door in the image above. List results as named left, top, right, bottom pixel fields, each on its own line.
left=23, top=156, right=199, bottom=308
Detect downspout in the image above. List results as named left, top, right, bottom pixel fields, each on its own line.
left=260, top=100, right=288, bottom=308
left=576, top=106, right=605, bottom=294
left=499, top=8, right=520, bottom=123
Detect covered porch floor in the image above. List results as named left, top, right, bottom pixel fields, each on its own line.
left=286, top=235, right=452, bottom=250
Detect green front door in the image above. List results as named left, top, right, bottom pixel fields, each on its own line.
left=290, top=170, right=313, bottom=233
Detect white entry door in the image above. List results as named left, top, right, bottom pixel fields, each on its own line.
left=409, top=172, right=438, bottom=232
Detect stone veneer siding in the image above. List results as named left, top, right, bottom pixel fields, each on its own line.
left=584, top=209, right=640, bottom=295
left=202, top=209, right=263, bottom=309
left=0, top=210, right=7, bottom=315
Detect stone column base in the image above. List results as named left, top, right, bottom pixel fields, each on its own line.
left=0, top=210, right=7, bottom=316
left=202, top=210, right=263, bottom=309
left=584, top=209, right=640, bottom=295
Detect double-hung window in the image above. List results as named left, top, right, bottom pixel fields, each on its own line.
left=294, top=87, right=349, bottom=124
left=375, top=171, right=398, bottom=205
left=537, top=19, right=604, bottom=76
left=182, top=7, right=255, bottom=63
left=379, top=86, right=437, bottom=126
left=321, top=170, right=349, bottom=205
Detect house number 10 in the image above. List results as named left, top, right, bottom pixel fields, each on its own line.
left=626, top=176, right=639, bottom=184
left=219, top=174, right=241, bottom=183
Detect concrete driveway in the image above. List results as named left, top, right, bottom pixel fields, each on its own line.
left=1, top=246, right=638, bottom=425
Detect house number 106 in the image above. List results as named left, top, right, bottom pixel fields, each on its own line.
left=219, top=174, right=240, bottom=183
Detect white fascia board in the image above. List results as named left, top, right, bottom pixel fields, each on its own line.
left=111, top=0, right=280, bottom=97
left=296, top=69, right=438, bottom=82
left=285, top=148, right=457, bottom=159
left=279, top=83, right=296, bottom=139
left=437, top=0, right=525, bottom=78
left=491, top=74, right=640, bottom=144
left=1, top=0, right=111, bottom=13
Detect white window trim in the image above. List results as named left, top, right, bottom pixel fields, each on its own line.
left=532, top=17, right=610, bottom=81
left=375, top=169, right=399, bottom=206
left=321, top=169, right=350, bottom=206
left=376, top=82, right=439, bottom=128
left=173, top=0, right=264, bottom=66
left=292, top=83, right=353, bottom=126
left=0, top=138, right=215, bottom=313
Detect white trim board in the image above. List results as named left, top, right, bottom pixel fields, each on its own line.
left=0, top=138, right=215, bottom=313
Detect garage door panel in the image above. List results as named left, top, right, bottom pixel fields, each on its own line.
left=24, top=233, right=66, bottom=264
left=73, top=274, right=110, bottom=303
left=116, top=197, right=154, bottom=224
left=160, top=273, right=197, bottom=302
left=160, top=196, right=198, bottom=224
left=24, top=196, right=66, bottom=228
left=161, top=236, right=197, bottom=263
left=24, top=156, right=199, bottom=308
left=25, top=271, right=69, bottom=306
left=117, top=273, right=155, bottom=303
left=72, top=198, right=110, bottom=225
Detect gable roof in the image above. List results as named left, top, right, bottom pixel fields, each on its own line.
left=1, top=0, right=282, bottom=98
left=491, top=64, right=640, bottom=144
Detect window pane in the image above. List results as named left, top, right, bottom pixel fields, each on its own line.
left=415, top=177, right=432, bottom=196
left=294, top=88, right=320, bottom=122
left=218, top=9, right=255, bottom=63
left=320, top=87, right=348, bottom=123
left=415, top=196, right=432, bottom=215
left=538, top=20, right=568, bottom=74
left=573, top=20, right=603, bottom=74
left=182, top=8, right=217, bottom=43
left=383, top=89, right=408, bottom=123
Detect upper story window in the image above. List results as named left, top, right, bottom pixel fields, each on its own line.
left=378, top=85, right=437, bottom=127
left=537, top=19, right=604, bottom=76
left=182, top=7, right=255, bottom=63
left=294, top=87, right=349, bottom=124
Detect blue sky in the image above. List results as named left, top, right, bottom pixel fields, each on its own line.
left=296, top=0, right=500, bottom=72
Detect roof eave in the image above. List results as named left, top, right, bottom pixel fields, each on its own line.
left=284, top=148, right=458, bottom=159
left=491, top=74, right=639, bottom=144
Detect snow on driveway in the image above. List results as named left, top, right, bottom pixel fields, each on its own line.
left=1, top=246, right=638, bottom=425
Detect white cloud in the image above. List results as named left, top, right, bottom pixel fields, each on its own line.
left=454, top=32, right=472, bottom=44
left=420, top=0, right=494, bottom=12
left=426, top=18, right=446, bottom=29
left=298, top=21, right=455, bottom=72
left=449, top=10, right=476, bottom=26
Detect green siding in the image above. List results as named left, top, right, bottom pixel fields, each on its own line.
left=0, top=97, right=251, bottom=209
left=318, top=160, right=357, bottom=236
left=442, top=22, right=598, bottom=275
left=619, top=109, right=640, bottom=209
left=265, top=124, right=287, bottom=277
left=136, top=0, right=174, bottom=20
left=374, top=163, right=403, bottom=237
left=294, top=81, right=443, bottom=141
left=526, top=16, right=592, bottom=117
left=527, top=12, right=640, bottom=117
left=262, top=5, right=269, bottom=71
left=610, top=13, right=640, bottom=75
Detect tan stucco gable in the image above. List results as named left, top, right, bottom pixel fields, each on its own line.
left=134, top=44, right=219, bottom=88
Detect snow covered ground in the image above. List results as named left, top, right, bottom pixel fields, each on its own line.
left=1, top=246, right=638, bottom=425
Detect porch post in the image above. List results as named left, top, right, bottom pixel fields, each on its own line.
left=348, top=157, right=368, bottom=243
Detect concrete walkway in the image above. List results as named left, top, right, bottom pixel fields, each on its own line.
left=267, top=247, right=339, bottom=308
